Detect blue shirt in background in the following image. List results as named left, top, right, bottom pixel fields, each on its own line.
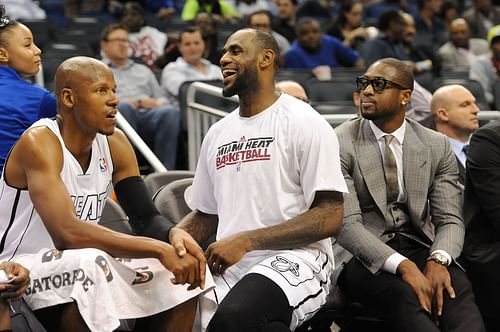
left=0, top=66, right=56, bottom=174
left=284, top=35, right=361, bottom=69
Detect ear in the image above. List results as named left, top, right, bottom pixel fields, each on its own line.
left=61, top=88, right=75, bottom=109
left=400, top=89, right=411, bottom=106
left=259, top=49, right=275, bottom=69
left=436, top=107, right=449, bottom=122
left=0, top=47, right=8, bottom=63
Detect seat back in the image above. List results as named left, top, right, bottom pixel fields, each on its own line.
left=306, top=79, right=357, bottom=103
left=99, top=198, right=134, bottom=234
left=153, top=178, right=194, bottom=224
left=144, top=170, right=196, bottom=198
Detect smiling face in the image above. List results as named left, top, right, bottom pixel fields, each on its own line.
left=220, top=30, right=260, bottom=97
left=179, top=30, right=206, bottom=65
left=0, top=23, right=41, bottom=76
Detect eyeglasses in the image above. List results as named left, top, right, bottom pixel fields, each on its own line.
left=356, top=76, right=409, bottom=92
left=106, top=38, right=129, bottom=44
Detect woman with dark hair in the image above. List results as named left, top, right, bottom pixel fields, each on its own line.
left=326, top=0, right=368, bottom=50
left=0, top=4, right=56, bottom=175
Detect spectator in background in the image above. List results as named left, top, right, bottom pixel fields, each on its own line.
left=0, top=5, right=56, bottom=175
left=275, top=79, right=309, bottom=102
left=285, top=17, right=364, bottom=77
left=195, top=12, right=223, bottom=64
left=2, top=0, right=46, bottom=20
left=235, top=0, right=274, bottom=18
left=273, top=0, right=298, bottom=43
left=412, top=0, right=447, bottom=49
left=361, top=9, right=409, bottom=67
left=181, top=0, right=240, bottom=23
left=154, top=12, right=222, bottom=69
left=439, top=0, right=459, bottom=30
left=401, top=12, right=440, bottom=91
left=470, top=24, right=500, bottom=107
left=247, top=10, right=290, bottom=63
left=431, top=84, right=480, bottom=185
left=120, top=1, right=167, bottom=67
left=461, top=120, right=500, bottom=332
left=146, top=0, right=183, bottom=19
left=63, top=0, right=106, bottom=18
left=326, top=0, right=369, bottom=52
left=161, top=26, right=222, bottom=109
left=463, top=0, right=500, bottom=39
left=101, top=23, right=180, bottom=170
left=438, top=18, right=489, bottom=70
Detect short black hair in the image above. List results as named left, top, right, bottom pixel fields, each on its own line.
left=295, top=16, right=319, bottom=35
left=254, top=29, right=280, bottom=68
left=378, top=9, right=403, bottom=32
left=373, top=57, right=414, bottom=91
left=246, top=10, right=273, bottom=27
left=178, top=26, right=203, bottom=43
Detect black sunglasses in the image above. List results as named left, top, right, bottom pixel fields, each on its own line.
left=356, top=76, right=409, bottom=92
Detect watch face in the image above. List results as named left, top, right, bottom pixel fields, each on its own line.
left=431, top=253, right=447, bottom=265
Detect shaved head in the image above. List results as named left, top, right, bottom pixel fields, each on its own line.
left=431, top=84, right=467, bottom=115
left=55, top=57, right=111, bottom=98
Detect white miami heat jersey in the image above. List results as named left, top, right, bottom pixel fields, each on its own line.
left=0, top=118, right=114, bottom=261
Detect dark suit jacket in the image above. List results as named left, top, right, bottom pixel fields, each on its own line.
left=463, top=121, right=500, bottom=263
left=457, top=156, right=466, bottom=186
left=332, top=117, right=465, bottom=282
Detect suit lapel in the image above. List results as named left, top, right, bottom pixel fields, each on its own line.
left=355, top=121, right=389, bottom=217
left=403, top=122, right=430, bottom=215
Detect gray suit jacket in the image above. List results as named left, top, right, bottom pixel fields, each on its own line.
left=438, top=39, right=490, bottom=70
left=332, top=117, right=465, bottom=282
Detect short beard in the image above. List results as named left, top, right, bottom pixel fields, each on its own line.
left=222, top=68, right=258, bottom=97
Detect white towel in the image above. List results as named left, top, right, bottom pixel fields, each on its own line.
left=16, top=248, right=216, bottom=332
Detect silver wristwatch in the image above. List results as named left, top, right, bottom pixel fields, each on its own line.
left=427, top=252, right=449, bottom=266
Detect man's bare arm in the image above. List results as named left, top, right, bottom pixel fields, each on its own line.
left=177, top=210, right=219, bottom=244
left=247, top=191, right=344, bottom=250
left=205, top=191, right=344, bottom=274
left=5, top=128, right=199, bottom=286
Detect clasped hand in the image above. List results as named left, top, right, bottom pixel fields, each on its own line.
left=205, top=233, right=250, bottom=275
left=166, top=228, right=207, bottom=290
left=399, top=260, right=455, bottom=319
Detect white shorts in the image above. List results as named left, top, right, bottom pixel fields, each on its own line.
left=16, top=248, right=215, bottom=332
left=211, top=248, right=333, bottom=330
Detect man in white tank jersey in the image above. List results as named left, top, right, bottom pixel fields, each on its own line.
left=0, top=56, right=213, bottom=331
left=177, top=29, right=348, bottom=331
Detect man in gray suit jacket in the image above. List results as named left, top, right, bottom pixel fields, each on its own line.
left=438, top=19, right=489, bottom=71
left=333, top=58, right=484, bottom=332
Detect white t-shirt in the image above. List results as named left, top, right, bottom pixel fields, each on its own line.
left=187, top=93, right=348, bottom=260
left=129, top=26, right=167, bottom=66
left=0, top=118, right=113, bottom=261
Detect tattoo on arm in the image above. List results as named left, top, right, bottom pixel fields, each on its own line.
left=247, top=191, right=344, bottom=251
left=177, top=211, right=218, bottom=243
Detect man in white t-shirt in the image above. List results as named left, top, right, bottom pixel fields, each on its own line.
left=176, top=28, right=348, bottom=331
